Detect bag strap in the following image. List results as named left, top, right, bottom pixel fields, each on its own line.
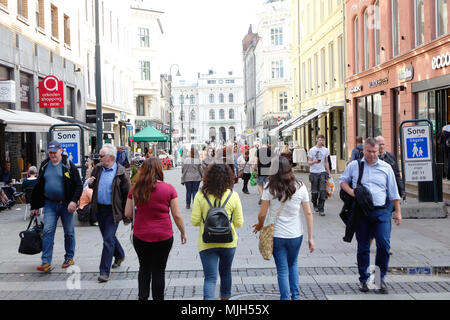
left=220, top=190, right=233, bottom=209
left=26, top=214, right=36, bottom=230
left=131, top=196, right=136, bottom=232
left=357, top=159, right=365, bottom=187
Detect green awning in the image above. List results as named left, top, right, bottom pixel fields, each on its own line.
left=133, top=125, right=169, bottom=142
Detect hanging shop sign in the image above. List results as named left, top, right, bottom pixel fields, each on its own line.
left=39, top=75, right=64, bottom=108
left=0, top=80, right=15, bottom=103
left=398, top=66, right=414, bottom=82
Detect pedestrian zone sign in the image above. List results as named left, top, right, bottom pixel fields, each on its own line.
left=402, top=126, right=431, bottom=162
left=53, top=130, right=81, bottom=166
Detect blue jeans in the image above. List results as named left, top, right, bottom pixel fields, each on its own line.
left=42, top=201, right=75, bottom=265
left=355, top=200, right=393, bottom=283
left=97, top=205, right=125, bottom=276
left=199, top=247, right=236, bottom=300
left=185, top=181, right=200, bottom=205
left=273, top=236, right=303, bottom=300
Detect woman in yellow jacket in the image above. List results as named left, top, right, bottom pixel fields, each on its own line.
left=191, top=163, right=244, bottom=300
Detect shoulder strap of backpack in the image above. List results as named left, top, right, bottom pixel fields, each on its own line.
left=220, top=190, right=233, bottom=208
left=357, top=159, right=365, bottom=186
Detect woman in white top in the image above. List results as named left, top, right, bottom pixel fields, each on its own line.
left=253, top=156, right=315, bottom=300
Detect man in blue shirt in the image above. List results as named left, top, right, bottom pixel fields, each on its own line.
left=88, top=144, right=131, bottom=283
left=340, top=138, right=402, bottom=294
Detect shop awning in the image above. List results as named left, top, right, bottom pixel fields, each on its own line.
left=282, top=105, right=336, bottom=137
left=0, top=108, right=67, bottom=132
left=269, top=108, right=316, bottom=136
left=133, top=125, right=169, bottom=142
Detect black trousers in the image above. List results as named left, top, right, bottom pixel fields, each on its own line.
left=309, top=172, right=328, bottom=211
left=133, top=235, right=173, bottom=300
left=242, top=173, right=251, bottom=192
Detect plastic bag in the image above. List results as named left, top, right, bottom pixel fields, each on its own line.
left=325, top=178, right=335, bottom=198
left=250, top=171, right=257, bottom=187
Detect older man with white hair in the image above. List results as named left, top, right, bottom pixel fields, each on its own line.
left=88, top=144, right=131, bottom=282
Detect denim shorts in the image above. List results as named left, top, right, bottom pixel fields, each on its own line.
left=257, top=175, right=269, bottom=186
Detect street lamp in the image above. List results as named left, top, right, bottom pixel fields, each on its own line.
left=168, top=64, right=181, bottom=155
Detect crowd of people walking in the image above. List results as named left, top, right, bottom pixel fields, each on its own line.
left=24, top=134, right=403, bottom=300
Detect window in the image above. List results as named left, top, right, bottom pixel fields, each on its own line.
left=228, top=93, right=234, bottom=103
left=314, top=53, right=319, bottom=94
left=139, top=61, right=150, bottom=80
left=229, top=109, right=234, bottom=119
left=219, top=93, right=224, bottom=103
left=329, top=42, right=334, bottom=89
left=338, top=35, right=344, bottom=84
left=64, top=14, right=70, bottom=46
left=436, top=0, right=448, bottom=37
left=207, top=80, right=216, bottom=84
left=271, top=60, right=284, bottom=79
left=328, top=0, right=333, bottom=15
left=139, top=27, right=149, bottom=47
left=320, top=0, right=324, bottom=23
left=219, top=109, right=225, bottom=120
left=65, top=86, right=74, bottom=117
left=356, top=93, right=382, bottom=138
left=302, top=62, right=306, bottom=96
left=0, top=0, right=8, bottom=8
left=308, top=58, right=312, bottom=96
left=270, top=26, right=283, bottom=46
left=209, top=109, right=215, bottom=120
left=190, top=110, right=196, bottom=121
left=19, top=72, right=32, bottom=111
left=279, top=91, right=288, bottom=111
left=17, top=0, right=28, bottom=19
left=415, top=0, right=425, bottom=47
left=363, top=9, right=369, bottom=70
left=354, top=17, right=359, bottom=73
left=209, top=94, right=215, bottom=104
left=189, top=94, right=195, bottom=104
left=179, top=95, right=184, bottom=105
left=180, top=110, right=185, bottom=121
left=225, top=79, right=234, bottom=84
left=36, top=0, right=44, bottom=29
left=374, top=1, right=380, bottom=65
left=392, top=0, right=400, bottom=57
left=136, top=96, right=145, bottom=116
left=86, top=53, right=91, bottom=96
left=321, top=47, right=326, bottom=92
left=51, top=4, right=58, bottom=39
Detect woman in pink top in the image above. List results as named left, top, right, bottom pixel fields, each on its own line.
left=125, top=157, right=187, bottom=300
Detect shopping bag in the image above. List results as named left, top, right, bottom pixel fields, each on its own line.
left=250, top=172, right=257, bottom=187
left=325, top=178, right=335, bottom=198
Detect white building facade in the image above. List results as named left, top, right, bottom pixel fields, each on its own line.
left=172, top=71, right=245, bottom=147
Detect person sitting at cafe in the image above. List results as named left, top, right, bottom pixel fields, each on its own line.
left=22, top=166, right=39, bottom=191
left=0, top=162, right=15, bottom=200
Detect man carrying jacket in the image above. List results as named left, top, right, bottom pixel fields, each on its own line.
left=339, top=138, right=402, bottom=294
left=31, top=140, right=83, bottom=272
left=88, top=144, right=131, bottom=283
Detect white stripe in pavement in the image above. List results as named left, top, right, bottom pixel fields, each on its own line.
left=1, top=274, right=449, bottom=292
left=326, top=294, right=414, bottom=300
left=409, top=292, right=450, bottom=300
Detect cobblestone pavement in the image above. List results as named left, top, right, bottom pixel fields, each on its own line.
left=0, top=167, right=449, bottom=300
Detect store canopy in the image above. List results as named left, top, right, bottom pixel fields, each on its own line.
left=133, top=125, right=169, bottom=142
left=0, top=108, right=67, bottom=132
left=282, top=105, right=335, bottom=137
left=269, top=108, right=316, bottom=136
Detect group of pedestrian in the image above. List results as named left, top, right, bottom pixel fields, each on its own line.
left=27, top=130, right=407, bottom=300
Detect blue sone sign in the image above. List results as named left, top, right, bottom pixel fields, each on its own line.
left=402, top=125, right=432, bottom=182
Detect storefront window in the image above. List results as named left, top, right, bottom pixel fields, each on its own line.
left=417, top=91, right=436, bottom=132
left=20, top=72, right=32, bottom=111
left=357, top=93, right=383, bottom=138
left=65, top=86, right=74, bottom=117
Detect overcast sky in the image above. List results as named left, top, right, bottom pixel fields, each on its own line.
left=153, top=0, right=264, bottom=81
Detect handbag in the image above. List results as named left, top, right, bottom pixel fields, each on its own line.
left=258, top=202, right=285, bottom=261
left=18, top=215, right=43, bottom=255
left=249, top=171, right=257, bottom=187
left=130, top=196, right=136, bottom=245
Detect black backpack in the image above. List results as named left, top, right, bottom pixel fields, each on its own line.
left=202, top=191, right=234, bottom=243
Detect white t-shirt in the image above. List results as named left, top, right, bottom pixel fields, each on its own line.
left=261, top=183, right=310, bottom=239
left=307, top=146, right=329, bottom=173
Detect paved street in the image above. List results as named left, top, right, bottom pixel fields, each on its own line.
left=0, top=167, right=449, bottom=300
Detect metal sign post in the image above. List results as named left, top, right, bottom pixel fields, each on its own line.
left=49, top=124, right=86, bottom=180
left=400, top=119, right=438, bottom=203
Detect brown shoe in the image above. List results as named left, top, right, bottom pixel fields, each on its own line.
left=37, top=263, right=54, bottom=273
left=61, top=258, right=74, bottom=269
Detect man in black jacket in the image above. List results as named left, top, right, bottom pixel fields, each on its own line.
left=31, top=140, right=82, bottom=272
left=376, top=136, right=405, bottom=198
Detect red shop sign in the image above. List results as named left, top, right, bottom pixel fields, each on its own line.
left=39, top=75, right=64, bottom=108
